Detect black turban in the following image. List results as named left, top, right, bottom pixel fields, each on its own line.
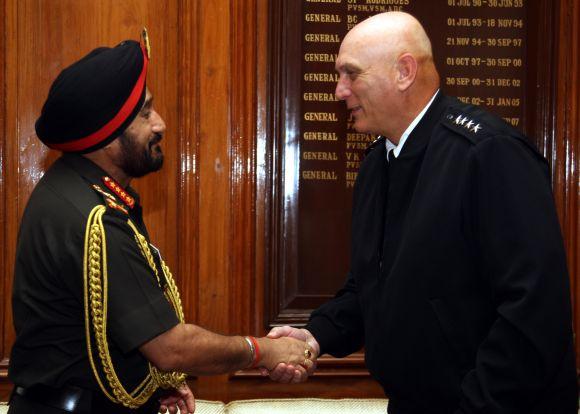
left=35, top=40, right=149, bottom=153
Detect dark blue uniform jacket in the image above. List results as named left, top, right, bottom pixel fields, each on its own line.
left=307, top=93, right=578, bottom=414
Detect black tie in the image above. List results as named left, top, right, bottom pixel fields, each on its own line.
left=377, top=148, right=393, bottom=275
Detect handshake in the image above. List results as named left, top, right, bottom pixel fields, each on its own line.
left=254, top=326, right=320, bottom=383
left=154, top=325, right=320, bottom=413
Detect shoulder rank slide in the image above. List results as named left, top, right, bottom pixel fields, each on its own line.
left=102, top=176, right=135, bottom=209
left=447, top=113, right=482, bottom=133
left=442, top=111, right=488, bottom=144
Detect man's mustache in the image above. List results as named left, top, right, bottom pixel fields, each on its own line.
left=149, top=133, right=163, bottom=148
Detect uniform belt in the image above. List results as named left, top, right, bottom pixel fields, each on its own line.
left=13, top=384, right=91, bottom=413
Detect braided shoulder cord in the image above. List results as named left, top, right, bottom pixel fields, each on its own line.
left=161, top=262, right=185, bottom=322
left=126, top=220, right=187, bottom=389
left=83, top=206, right=185, bottom=409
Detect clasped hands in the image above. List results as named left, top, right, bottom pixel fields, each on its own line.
left=158, top=326, right=319, bottom=414
left=258, top=326, right=320, bottom=383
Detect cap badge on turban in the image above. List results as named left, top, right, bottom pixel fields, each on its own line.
left=142, top=27, right=151, bottom=60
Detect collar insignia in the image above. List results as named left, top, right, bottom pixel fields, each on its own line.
left=92, top=184, right=116, bottom=201
left=102, top=176, right=135, bottom=209
left=105, top=198, right=129, bottom=215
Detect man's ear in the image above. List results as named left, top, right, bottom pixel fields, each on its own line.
left=395, top=53, right=417, bottom=92
left=104, top=138, right=119, bottom=151
left=102, top=136, right=122, bottom=159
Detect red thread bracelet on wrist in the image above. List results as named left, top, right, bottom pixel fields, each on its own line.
left=249, top=336, right=261, bottom=368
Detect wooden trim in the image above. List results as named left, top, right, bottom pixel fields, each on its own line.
left=0, top=0, right=6, bottom=372
left=188, top=376, right=384, bottom=402
left=1, top=0, right=18, bottom=379
left=177, top=0, right=200, bottom=324
left=264, top=0, right=283, bottom=331
left=553, top=0, right=580, bottom=372
left=254, top=0, right=269, bottom=337
left=0, top=359, right=8, bottom=400
left=0, top=359, right=7, bottom=377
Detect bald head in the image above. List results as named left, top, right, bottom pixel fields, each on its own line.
left=335, top=12, right=440, bottom=140
left=344, top=12, right=434, bottom=65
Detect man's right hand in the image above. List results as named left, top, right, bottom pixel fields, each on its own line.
left=260, top=326, right=320, bottom=383
left=255, top=336, right=314, bottom=383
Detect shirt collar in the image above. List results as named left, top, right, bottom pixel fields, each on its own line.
left=386, top=89, right=439, bottom=160
left=60, top=153, right=141, bottom=205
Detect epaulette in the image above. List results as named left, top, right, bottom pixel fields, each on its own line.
left=364, top=135, right=386, bottom=157
left=91, top=184, right=129, bottom=215
left=441, top=110, right=494, bottom=145
left=443, top=101, right=545, bottom=160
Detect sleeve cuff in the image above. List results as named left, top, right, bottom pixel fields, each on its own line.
left=306, top=315, right=344, bottom=356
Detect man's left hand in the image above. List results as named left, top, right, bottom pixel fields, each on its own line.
left=159, top=382, right=196, bottom=414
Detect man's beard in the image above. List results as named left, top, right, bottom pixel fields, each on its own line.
left=117, top=131, right=164, bottom=178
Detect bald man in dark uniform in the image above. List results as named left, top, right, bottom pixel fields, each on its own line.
left=268, top=12, right=578, bottom=414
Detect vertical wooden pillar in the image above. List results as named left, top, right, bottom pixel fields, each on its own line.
left=0, top=0, right=6, bottom=379
left=177, top=0, right=200, bottom=327
left=553, top=0, right=580, bottom=371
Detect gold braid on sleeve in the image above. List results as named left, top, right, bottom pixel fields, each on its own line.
left=83, top=206, right=187, bottom=409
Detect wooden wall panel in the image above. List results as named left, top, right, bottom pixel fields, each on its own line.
left=196, top=0, right=231, bottom=336
left=0, top=0, right=578, bottom=404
